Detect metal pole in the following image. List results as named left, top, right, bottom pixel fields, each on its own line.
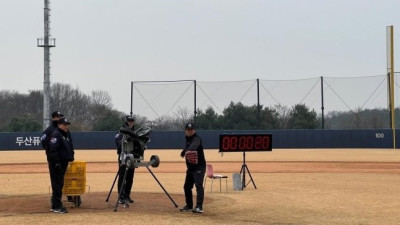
left=387, top=25, right=396, bottom=149
left=241, top=150, right=246, bottom=190
left=130, top=82, right=133, bottom=116
left=257, top=79, right=260, bottom=129
left=389, top=26, right=396, bottom=148
left=388, top=72, right=392, bottom=127
left=38, top=0, right=56, bottom=129
left=43, top=0, right=51, bottom=129
left=320, top=76, right=325, bottom=129
left=194, top=80, right=197, bottom=124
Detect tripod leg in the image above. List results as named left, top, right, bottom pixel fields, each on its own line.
left=106, top=169, right=119, bottom=202
left=244, top=165, right=257, bottom=189
left=239, top=164, right=245, bottom=174
left=240, top=165, right=246, bottom=190
left=146, top=166, right=178, bottom=208
left=114, top=167, right=129, bottom=212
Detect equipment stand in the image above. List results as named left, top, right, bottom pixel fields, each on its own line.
left=146, top=166, right=178, bottom=208
left=106, top=168, right=120, bottom=203
left=239, top=151, right=257, bottom=190
left=114, top=165, right=130, bottom=211
left=108, top=163, right=178, bottom=212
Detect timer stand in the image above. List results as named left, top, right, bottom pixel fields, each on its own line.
left=239, top=150, right=257, bottom=190
left=219, top=133, right=272, bottom=190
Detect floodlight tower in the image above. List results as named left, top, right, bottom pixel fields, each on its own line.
left=37, top=0, right=56, bottom=129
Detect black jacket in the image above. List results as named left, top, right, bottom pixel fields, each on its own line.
left=115, top=123, right=135, bottom=155
left=41, top=120, right=58, bottom=158
left=48, top=127, right=75, bottom=163
left=183, top=133, right=206, bottom=170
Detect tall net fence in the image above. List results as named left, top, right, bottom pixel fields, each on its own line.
left=132, top=80, right=194, bottom=119
left=196, top=80, right=258, bottom=115
left=258, top=75, right=389, bottom=113
left=322, top=76, right=388, bottom=112
left=131, top=74, right=400, bottom=129
left=259, top=78, right=321, bottom=111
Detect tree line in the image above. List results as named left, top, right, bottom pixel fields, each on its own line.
left=0, top=83, right=124, bottom=132
left=152, top=103, right=394, bottom=130
left=0, top=83, right=395, bottom=132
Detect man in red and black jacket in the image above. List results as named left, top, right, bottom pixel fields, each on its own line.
left=179, top=123, right=206, bottom=213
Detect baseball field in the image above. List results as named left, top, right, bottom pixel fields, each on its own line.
left=1, top=149, right=400, bottom=225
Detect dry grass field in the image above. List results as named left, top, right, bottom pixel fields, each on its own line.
left=1, top=149, right=400, bottom=225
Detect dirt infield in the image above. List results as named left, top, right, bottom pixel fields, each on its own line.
left=2, top=161, right=400, bottom=174
left=1, top=149, right=400, bottom=225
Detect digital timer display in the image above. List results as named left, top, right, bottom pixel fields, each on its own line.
left=219, top=134, right=272, bottom=152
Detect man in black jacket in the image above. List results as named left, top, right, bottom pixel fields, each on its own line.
left=40, top=111, right=63, bottom=209
left=115, top=116, right=136, bottom=204
left=41, top=111, right=63, bottom=159
left=48, top=117, right=75, bottom=213
left=180, top=123, right=206, bottom=213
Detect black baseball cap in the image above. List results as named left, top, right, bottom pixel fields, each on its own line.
left=51, top=111, right=64, bottom=118
left=58, top=117, right=71, bottom=125
left=126, top=116, right=135, bottom=121
left=185, top=123, right=195, bottom=130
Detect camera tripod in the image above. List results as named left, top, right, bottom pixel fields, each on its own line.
left=106, top=156, right=178, bottom=212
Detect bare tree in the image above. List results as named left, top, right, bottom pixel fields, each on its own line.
left=171, top=107, right=192, bottom=129
left=0, top=90, right=43, bottom=131
left=88, top=90, right=114, bottom=128
left=368, top=109, right=386, bottom=129
left=26, top=90, right=43, bottom=122
left=91, top=90, right=112, bottom=109
left=274, top=104, right=291, bottom=129
left=50, top=83, right=92, bottom=130
left=151, top=115, right=175, bottom=130
left=0, top=83, right=124, bottom=131
left=0, top=90, right=17, bottom=129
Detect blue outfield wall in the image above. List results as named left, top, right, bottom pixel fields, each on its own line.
left=0, top=129, right=396, bottom=151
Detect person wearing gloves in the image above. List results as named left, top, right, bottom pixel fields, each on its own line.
left=179, top=123, right=206, bottom=213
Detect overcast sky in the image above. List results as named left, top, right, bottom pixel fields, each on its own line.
left=1, top=0, right=400, bottom=114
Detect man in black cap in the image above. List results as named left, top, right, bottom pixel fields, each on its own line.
left=41, top=111, right=64, bottom=210
left=48, top=117, right=75, bottom=213
left=115, top=115, right=136, bottom=204
left=180, top=122, right=206, bottom=213
left=41, top=111, right=64, bottom=158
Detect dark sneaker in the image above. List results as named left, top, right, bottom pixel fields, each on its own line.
left=192, top=207, right=203, bottom=213
left=52, top=207, right=68, bottom=213
left=118, top=198, right=127, bottom=204
left=180, top=205, right=193, bottom=212
left=127, top=197, right=134, bottom=203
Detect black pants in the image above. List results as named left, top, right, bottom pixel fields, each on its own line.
left=183, top=168, right=205, bottom=208
left=49, top=161, right=68, bottom=209
left=117, top=157, right=135, bottom=199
